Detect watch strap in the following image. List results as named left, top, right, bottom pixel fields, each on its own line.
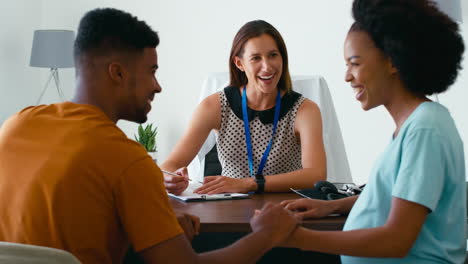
left=255, top=174, right=265, bottom=194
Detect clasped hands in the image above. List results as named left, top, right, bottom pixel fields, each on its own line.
left=165, top=168, right=333, bottom=247
left=250, top=200, right=335, bottom=248
left=178, top=203, right=301, bottom=247
left=177, top=200, right=331, bottom=248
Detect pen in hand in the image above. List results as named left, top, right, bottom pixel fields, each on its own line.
left=161, top=170, right=192, bottom=181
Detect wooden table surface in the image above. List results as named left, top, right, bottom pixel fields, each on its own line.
left=170, top=192, right=346, bottom=233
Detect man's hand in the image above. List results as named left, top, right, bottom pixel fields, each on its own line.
left=176, top=213, right=200, bottom=242
left=281, top=198, right=335, bottom=219
left=194, top=176, right=255, bottom=194
left=249, top=203, right=298, bottom=247
left=164, top=167, right=189, bottom=195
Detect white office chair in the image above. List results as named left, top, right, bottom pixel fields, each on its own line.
left=0, top=242, right=81, bottom=264
left=187, top=73, right=353, bottom=184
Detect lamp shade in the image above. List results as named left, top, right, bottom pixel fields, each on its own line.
left=30, top=30, right=75, bottom=68
left=432, top=0, right=463, bottom=23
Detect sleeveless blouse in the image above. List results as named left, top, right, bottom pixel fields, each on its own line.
left=216, top=86, right=305, bottom=178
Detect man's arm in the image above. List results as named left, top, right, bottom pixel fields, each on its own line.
left=139, top=203, right=298, bottom=264
left=139, top=230, right=272, bottom=264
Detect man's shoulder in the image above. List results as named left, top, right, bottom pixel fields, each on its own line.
left=3, top=102, right=149, bottom=168
left=74, top=117, right=147, bottom=161
left=3, top=105, right=48, bottom=125
left=94, top=130, right=148, bottom=157
left=10, top=102, right=107, bottom=124
left=31, top=103, right=148, bottom=162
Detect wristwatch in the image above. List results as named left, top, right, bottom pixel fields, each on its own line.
left=254, top=174, right=265, bottom=194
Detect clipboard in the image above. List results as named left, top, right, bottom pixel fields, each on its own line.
left=168, top=181, right=250, bottom=202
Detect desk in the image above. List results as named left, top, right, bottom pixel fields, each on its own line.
left=170, top=193, right=345, bottom=264
left=170, top=192, right=346, bottom=232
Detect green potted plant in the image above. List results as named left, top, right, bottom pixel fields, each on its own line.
left=135, top=123, right=158, bottom=163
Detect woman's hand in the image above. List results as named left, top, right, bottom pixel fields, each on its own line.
left=280, top=198, right=336, bottom=219
left=194, top=176, right=255, bottom=194
left=163, top=167, right=189, bottom=195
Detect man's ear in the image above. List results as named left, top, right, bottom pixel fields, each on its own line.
left=108, top=62, right=125, bottom=83
left=234, top=56, right=244, bottom=72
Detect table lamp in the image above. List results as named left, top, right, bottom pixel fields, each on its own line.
left=30, top=30, right=75, bottom=105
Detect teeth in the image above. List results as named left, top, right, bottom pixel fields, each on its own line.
left=259, top=75, right=273, bottom=80
left=353, top=87, right=363, bottom=95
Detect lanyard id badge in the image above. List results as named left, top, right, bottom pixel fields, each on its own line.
left=241, top=85, right=281, bottom=178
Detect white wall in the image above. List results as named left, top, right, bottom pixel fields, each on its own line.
left=2, top=0, right=468, bottom=185
left=0, top=0, right=44, bottom=123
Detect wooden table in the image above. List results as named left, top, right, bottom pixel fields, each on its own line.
left=170, top=193, right=345, bottom=263
left=170, top=192, right=346, bottom=233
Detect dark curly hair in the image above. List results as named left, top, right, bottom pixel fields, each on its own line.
left=350, top=0, right=464, bottom=95
left=74, top=8, right=159, bottom=63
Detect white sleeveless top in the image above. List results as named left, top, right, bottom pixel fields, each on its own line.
left=215, top=86, right=305, bottom=178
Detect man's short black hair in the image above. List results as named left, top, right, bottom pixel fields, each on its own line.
left=351, top=0, right=464, bottom=95
left=74, top=8, right=159, bottom=61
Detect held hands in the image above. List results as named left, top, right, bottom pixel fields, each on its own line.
left=250, top=203, right=299, bottom=247
left=164, top=167, right=189, bottom=195
left=280, top=198, right=335, bottom=220
left=194, top=176, right=255, bottom=194
left=176, top=213, right=200, bottom=241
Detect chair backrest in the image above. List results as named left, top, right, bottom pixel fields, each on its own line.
left=0, top=242, right=81, bottom=264
left=187, top=73, right=353, bottom=184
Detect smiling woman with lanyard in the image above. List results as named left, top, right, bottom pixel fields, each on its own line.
left=161, top=20, right=326, bottom=195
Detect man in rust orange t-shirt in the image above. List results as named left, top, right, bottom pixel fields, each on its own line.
left=0, top=102, right=183, bottom=263
left=0, top=7, right=298, bottom=264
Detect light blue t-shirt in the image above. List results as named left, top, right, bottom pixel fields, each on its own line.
left=342, top=102, right=466, bottom=264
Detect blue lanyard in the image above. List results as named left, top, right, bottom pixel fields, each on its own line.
left=241, top=85, right=281, bottom=177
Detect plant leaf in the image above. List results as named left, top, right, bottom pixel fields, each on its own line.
left=134, top=123, right=157, bottom=152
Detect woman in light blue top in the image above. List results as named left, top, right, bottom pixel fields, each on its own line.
left=281, top=0, right=466, bottom=263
